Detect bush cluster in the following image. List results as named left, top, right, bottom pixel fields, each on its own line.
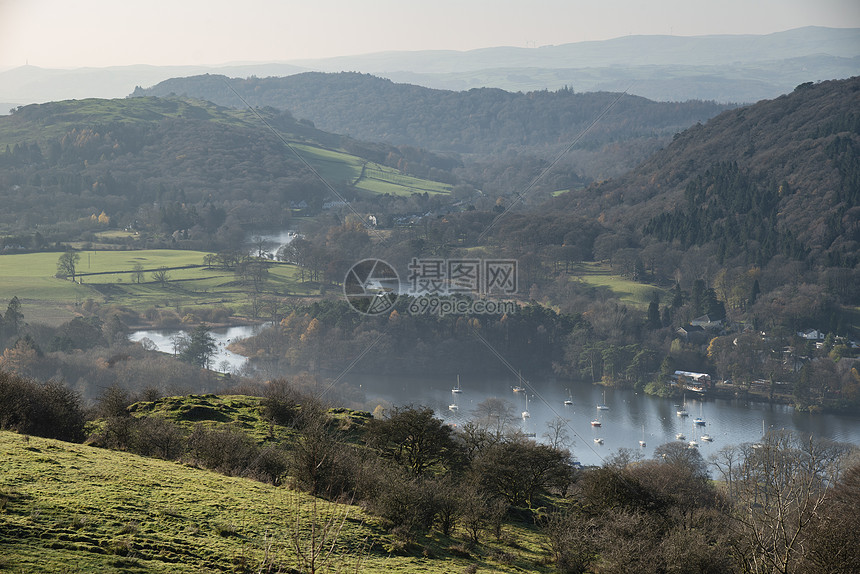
left=0, top=370, right=85, bottom=441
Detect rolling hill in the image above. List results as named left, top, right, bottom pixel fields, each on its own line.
left=0, top=96, right=455, bottom=234
left=0, top=392, right=553, bottom=573
left=133, top=72, right=732, bottom=182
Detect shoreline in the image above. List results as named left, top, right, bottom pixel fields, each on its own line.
left=125, top=317, right=270, bottom=332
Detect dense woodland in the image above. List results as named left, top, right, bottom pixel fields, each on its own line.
left=134, top=72, right=732, bottom=183
left=133, top=72, right=732, bottom=155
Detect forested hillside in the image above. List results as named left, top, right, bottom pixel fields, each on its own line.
left=548, top=77, right=860, bottom=268
left=133, top=72, right=732, bottom=181
left=0, top=97, right=458, bottom=245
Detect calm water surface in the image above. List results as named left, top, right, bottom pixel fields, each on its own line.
left=129, top=324, right=860, bottom=468
left=129, top=324, right=266, bottom=372
left=342, top=372, right=860, bottom=468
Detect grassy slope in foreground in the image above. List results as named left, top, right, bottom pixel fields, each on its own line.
left=0, top=429, right=551, bottom=573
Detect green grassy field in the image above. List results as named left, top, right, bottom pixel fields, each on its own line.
left=290, top=144, right=452, bottom=197
left=357, top=165, right=452, bottom=197
left=571, top=261, right=665, bottom=308
left=94, top=230, right=139, bottom=241
left=127, top=394, right=301, bottom=444
left=0, top=426, right=552, bottom=573
left=0, top=250, right=316, bottom=326
left=0, top=429, right=377, bottom=573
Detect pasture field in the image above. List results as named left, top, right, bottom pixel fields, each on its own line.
left=0, top=250, right=316, bottom=326
left=0, top=430, right=377, bottom=573
left=291, top=143, right=452, bottom=197
left=290, top=142, right=365, bottom=185
left=570, top=261, right=666, bottom=308
left=357, top=165, right=452, bottom=196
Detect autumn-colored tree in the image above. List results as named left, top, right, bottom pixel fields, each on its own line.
left=0, top=337, right=40, bottom=376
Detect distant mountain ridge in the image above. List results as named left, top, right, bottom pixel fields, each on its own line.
left=293, top=26, right=860, bottom=72
left=133, top=72, right=732, bottom=182
left=1, top=27, right=857, bottom=108
left=382, top=54, right=860, bottom=103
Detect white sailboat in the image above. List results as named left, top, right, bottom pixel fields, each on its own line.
left=596, top=390, right=609, bottom=410
left=676, top=416, right=686, bottom=440
left=521, top=394, right=530, bottom=419
left=677, top=394, right=689, bottom=417
left=693, top=401, right=706, bottom=425
left=700, top=419, right=714, bottom=442
left=451, top=374, right=462, bottom=394
left=564, top=388, right=573, bottom=406
left=688, top=420, right=699, bottom=447
left=639, top=424, right=646, bottom=447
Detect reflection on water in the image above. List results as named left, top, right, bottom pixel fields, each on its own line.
left=246, top=230, right=298, bottom=258
left=129, top=324, right=264, bottom=372
left=125, top=327, right=860, bottom=469
left=341, top=372, right=860, bottom=469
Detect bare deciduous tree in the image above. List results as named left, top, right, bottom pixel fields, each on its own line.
left=56, top=250, right=80, bottom=281
left=151, top=266, right=170, bottom=287
left=132, top=261, right=145, bottom=283
left=721, top=430, right=855, bottom=574
left=543, top=415, right=573, bottom=451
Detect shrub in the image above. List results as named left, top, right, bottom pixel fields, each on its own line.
left=131, top=416, right=185, bottom=460
left=0, top=371, right=85, bottom=442
left=247, top=445, right=289, bottom=485
left=186, top=424, right=257, bottom=475
left=261, top=378, right=325, bottom=429
left=367, top=469, right=439, bottom=535
left=290, top=420, right=357, bottom=497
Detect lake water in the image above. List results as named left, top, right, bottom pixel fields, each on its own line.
left=246, top=229, right=298, bottom=258
left=340, top=372, right=860, bottom=468
left=129, top=323, right=860, bottom=468
left=128, top=324, right=266, bottom=373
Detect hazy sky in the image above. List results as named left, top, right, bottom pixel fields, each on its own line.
left=1, top=0, right=858, bottom=68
